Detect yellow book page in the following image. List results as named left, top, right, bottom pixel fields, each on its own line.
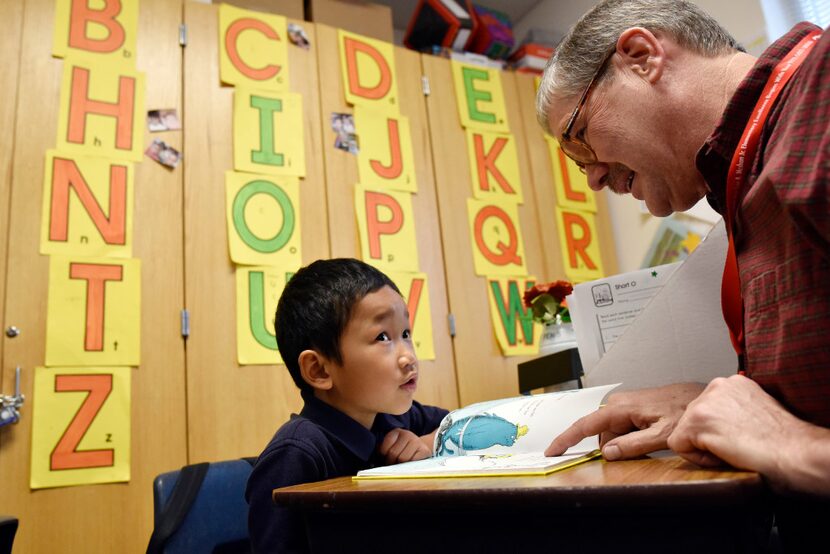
left=386, top=271, right=435, bottom=360
left=486, top=275, right=540, bottom=356
left=466, top=198, right=527, bottom=276
left=233, top=88, right=305, bottom=177
left=466, top=129, right=522, bottom=203
left=45, top=256, right=141, bottom=366
left=355, top=184, right=419, bottom=273
left=355, top=106, right=417, bottom=193
left=236, top=266, right=291, bottom=365
left=30, top=366, right=131, bottom=489
left=338, top=29, right=399, bottom=115
left=451, top=61, right=509, bottom=132
left=555, top=207, right=605, bottom=282
left=546, top=137, right=597, bottom=213
left=56, top=57, right=145, bottom=162
left=40, top=150, right=134, bottom=258
left=218, top=3, right=289, bottom=91
left=225, top=171, right=302, bottom=268
left=52, top=0, right=139, bottom=66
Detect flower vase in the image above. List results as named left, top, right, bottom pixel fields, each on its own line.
left=538, top=319, right=577, bottom=356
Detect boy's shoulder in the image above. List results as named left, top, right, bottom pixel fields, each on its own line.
left=259, top=414, right=331, bottom=461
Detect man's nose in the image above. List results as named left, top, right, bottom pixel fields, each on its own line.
left=585, top=162, right=610, bottom=191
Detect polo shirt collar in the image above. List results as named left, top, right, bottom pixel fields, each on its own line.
left=695, top=22, right=820, bottom=214
left=299, top=390, right=377, bottom=462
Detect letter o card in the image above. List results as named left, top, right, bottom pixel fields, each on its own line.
left=225, top=171, right=302, bottom=268
left=219, top=3, right=289, bottom=91
left=338, top=30, right=399, bottom=114
left=466, top=198, right=527, bottom=276
left=30, top=366, right=131, bottom=489
left=52, top=0, right=139, bottom=65
left=45, top=256, right=141, bottom=367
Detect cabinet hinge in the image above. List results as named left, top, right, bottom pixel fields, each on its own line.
left=181, top=309, right=190, bottom=339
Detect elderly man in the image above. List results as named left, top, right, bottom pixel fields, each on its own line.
left=537, top=0, right=828, bottom=548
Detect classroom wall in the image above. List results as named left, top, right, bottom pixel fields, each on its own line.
left=0, top=1, right=617, bottom=551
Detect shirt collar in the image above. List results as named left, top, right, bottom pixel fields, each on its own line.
left=695, top=22, right=821, bottom=214
left=299, top=390, right=377, bottom=462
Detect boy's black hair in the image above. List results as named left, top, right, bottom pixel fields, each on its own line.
left=275, top=258, right=401, bottom=393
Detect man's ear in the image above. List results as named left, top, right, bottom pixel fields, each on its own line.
left=616, top=27, right=665, bottom=84
left=298, top=350, right=333, bottom=391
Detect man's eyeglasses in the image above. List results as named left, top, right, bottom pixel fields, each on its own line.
left=559, top=50, right=615, bottom=169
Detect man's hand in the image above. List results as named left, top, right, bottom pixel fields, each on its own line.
left=667, top=374, right=830, bottom=495
left=545, top=382, right=705, bottom=460
left=378, top=429, right=433, bottom=464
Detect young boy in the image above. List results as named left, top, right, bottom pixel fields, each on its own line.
left=245, top=258, right=448, bottom=553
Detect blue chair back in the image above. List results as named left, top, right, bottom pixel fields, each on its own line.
left=0, top=516, right=18, bottom=554
left=150, top=459, right=254, bottom=554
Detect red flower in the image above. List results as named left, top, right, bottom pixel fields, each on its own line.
left=523, top=280, right=573, bottom=308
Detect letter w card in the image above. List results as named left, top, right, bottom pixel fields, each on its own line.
left=486, top=276, right=540, bottom=356
left=31, top=366, right=131, bottom=489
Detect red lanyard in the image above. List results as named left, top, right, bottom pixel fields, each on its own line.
left=721, top=30, right=821, bottom=366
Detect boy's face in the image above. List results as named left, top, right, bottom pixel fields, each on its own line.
left=319, top=285, right=418, bottom=429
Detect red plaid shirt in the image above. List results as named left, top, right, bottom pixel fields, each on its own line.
left=697, top=23, right=830, bottom=427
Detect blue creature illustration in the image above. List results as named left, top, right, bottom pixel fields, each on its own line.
left=436, top=413, right=528, bottom=456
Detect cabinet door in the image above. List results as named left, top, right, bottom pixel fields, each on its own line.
left=182, top=3, right=330, bottom=462
left=0, top=0, right=22, bottom=372
left=422, top=56, right=550, bottom=406
left=0, top=0, right=187, bottom=551
left=315, top=24, right=459, bottom=410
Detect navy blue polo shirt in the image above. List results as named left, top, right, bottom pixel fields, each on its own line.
left=245, top=391, right=448, bottom=553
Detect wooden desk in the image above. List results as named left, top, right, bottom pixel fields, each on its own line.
left=274, top=455, right=772, bottom=553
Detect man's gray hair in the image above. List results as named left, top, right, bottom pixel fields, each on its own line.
left=536, top=0, right=743, bottom=134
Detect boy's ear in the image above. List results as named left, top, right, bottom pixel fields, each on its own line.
left=298, top=350, right=333, bottom=391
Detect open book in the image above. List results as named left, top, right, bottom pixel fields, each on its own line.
left=355, top=383, right=618, bottom=479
